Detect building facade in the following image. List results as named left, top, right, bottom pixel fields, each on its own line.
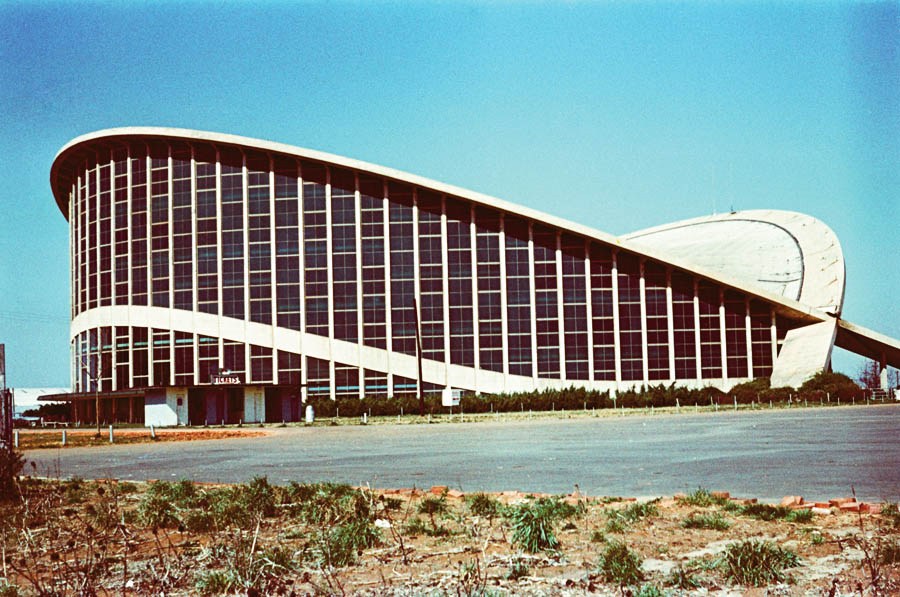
left=49, top=128, right=900, bottom=426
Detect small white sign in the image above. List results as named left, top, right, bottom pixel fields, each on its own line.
left=441, top=387, right=461, bottom=407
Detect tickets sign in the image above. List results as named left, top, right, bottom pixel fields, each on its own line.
left=211, top=375, right=242, bottom=385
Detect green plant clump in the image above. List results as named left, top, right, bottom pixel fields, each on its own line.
left=880, top=502, right=900, bottom=528
left=785, top=508, right=814, bottom=523
left=596, top=541, right=645, bottom=586
left=718, top=539, right=799, bottom=586
left=667, top=565, right=701, bottom=590
left=738, top=503, right=793, bottom=521
left=604, top=498, right=659, bottom=533
left=633, top=585, right=664, bottom=597
left=677, top=487, right=728, bottom=507
left=590, top=529, right=607, bottom=543
left=507, top=498, right=574, bottom=553
left=681, top=511, right=731, bottom=530
left=506, top=557, right=530, bottom=581
left=466, top=492, right=502, bottom=518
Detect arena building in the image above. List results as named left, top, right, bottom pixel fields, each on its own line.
left=48, top=128, right=899, bottom=426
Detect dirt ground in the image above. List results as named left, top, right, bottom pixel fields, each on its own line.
left=1, top=477, right=897, bottom=596
left=14, top=427, right=266, bottom=449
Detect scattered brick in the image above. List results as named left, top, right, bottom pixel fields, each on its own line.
left=790, top=503, right=813, bottom=510
left=429, top=485, right=449, bottom=495
left=811, top=507, right=831, bottom=515
left=860, top=503, right=882, bottom=514
left=780, top=495, right=803, bottom=507
left=813, top=502, right=831, bottom=509
left=711, top=491, right=730, bottom=499
left=447, top=489, right=464, bottom=499
left=838, top=502, right=861, bottom=512
left=673, top=492, right=687, bottom=500
left=829, top=497, right=855, bottom=507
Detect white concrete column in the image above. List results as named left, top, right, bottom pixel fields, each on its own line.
left=745, top=299, right=754, bottom=378
left=167, top=148, right=175, bottom=312
left=770, top=311, right=778, bottom=369
left=191, top=148, right=200, bottom=386
left=168, top=329, right=175, bottom=387
left=269, top=159, right=278, bottom=349
left=189, top=147, right=199, bottom=315
left=268, top=161, right=278, bottom=383
left=719, top=288, right=728, bottom=380
left=241, top=152, right=251, bottom=384
left=666, top=269, right=676, bottom=382
left=215, top=150, right=224, bottom=353
left=382, top=181, right=393, bottom=395
left=324, top=167, right=335, bottom=401
left=469, top=205, right=480, bottom=380
left=498, top=214, right=509, bottom=383
left=144, top=152, right=152, bottom=313
left=639, top=259, right=649, bottom=383
left=297, top=166, right=306, bottom=366
left=354, top=173, right=364, bottom=398
left=91, top=162, right=98, bottom=308
left=584, top=241, right=595, bottom=382
left=528, top=222, right=538, bottom=382
left=440, top=196, right=451, bottom=387
left=555, top=231, right=566, bottom=379
left=412, top=189, right=421, bottom=329
left=693, top=279, right=702, bottom=381
left=297, top=164, right=307, bottom=403
left=611, top=250, right=622, bottom=385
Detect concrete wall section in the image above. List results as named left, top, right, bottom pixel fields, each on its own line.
left=144, top=388, right=189, bottom=427
left=770, top=319, right=838, bottom=389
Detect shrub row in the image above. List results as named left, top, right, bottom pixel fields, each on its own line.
left=303, top=372, right=863, bottom=419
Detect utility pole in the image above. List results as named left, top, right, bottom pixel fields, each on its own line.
left=80, top=354, right=102, bottom=437
left=0, top=344, right=12, bottom=451
left=412, top=297, right=424, bottom=416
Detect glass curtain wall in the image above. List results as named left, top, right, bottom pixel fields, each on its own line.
left=67, top=139, right=778, bottom=394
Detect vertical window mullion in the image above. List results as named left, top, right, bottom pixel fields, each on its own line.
left=611, top=250, right=621, bottom=385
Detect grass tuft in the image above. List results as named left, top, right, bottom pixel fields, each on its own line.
left=596, top=541, right=645, bottom=586
left=466, top=492, right=501, bottom=518
left=738, top=503, right=793, bottom=521
left=718, top=539, right=799, bottom=586
left=677, top=487, right=727, bottom=507
left=682, top=511, right=731, bottom=530
left=507, top=498, right=574, bottom=552
left=785, top=508, right=814, bottom=523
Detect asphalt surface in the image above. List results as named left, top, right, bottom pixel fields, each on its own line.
left=24, top=404, right=900, bottom=502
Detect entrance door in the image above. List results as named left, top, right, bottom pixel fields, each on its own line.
left=187, top=388, right=205, bottom=426
left=227, top=387, right=244, bottom=424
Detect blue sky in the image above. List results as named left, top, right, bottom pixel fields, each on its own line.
left=1, top=1, right=897, bottom=387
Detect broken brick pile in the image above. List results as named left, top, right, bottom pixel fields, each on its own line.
left=376, top=486, right=885, bottom=515
left=778, top=494, right=882, bottom=514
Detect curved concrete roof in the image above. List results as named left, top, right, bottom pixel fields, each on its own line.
left=50, top=127, right=836, bottom=327
left=622, top=210, right=845, bottom=316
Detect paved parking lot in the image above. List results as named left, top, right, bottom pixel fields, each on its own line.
left=24, top=404, right=900, bottom=502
